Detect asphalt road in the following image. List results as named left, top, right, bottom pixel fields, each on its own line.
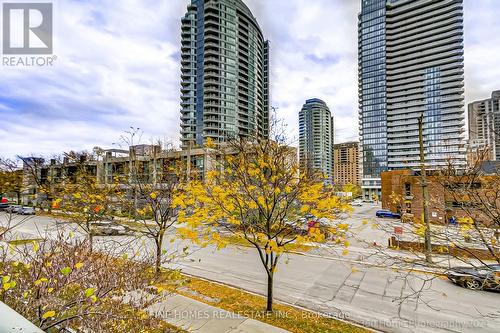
left=2, top=210, right=500, bottom=333
left=177, top=244, right=500, bottom=333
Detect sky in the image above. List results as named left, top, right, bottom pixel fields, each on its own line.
left=1, top=0, right=500, bottom=158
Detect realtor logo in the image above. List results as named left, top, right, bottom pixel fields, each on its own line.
left=2, top=2, right=53, bottom=54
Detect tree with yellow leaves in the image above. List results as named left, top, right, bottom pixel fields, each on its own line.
left=178, top=134, right=351, bottom=312
left=128, top=151, right=189, bottom=275
left=17, top=156, right=62, bottom=212
left=0, top=158, right=23, bottom=203
left=113, top=130, right=197, bottom=275
left=55, top=152, right=126, bottom=252
left=341, top=183, right=362, bottom=199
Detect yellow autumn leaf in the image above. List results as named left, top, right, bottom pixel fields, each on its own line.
left=74, top=262, right=84, bottom=270
left=85, top=288, right=95, bottom=297
left=42, top=310, right=56, bottom=319
left=35, top=277, right=48, bottom=286
left=342, top=249, right=349, bottom=256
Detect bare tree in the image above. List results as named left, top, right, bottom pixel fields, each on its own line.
left=436, top=149, right=500, bottom=264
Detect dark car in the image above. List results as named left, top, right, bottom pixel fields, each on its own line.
left=376, top=210, right=401, bottom=219
left=446, top=265, right=500, bottom=290
left=0, top=203, right=9, bottom=210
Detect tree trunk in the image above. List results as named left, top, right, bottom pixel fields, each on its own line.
left=155, top=234, right=164, bottom=274
left=266, top=272, right=274, bottom=312
left=89, top=233, right=94, bottom=253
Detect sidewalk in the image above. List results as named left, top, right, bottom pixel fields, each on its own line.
left=148, top=293, right=290, bottom=333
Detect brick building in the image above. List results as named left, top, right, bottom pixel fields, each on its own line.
left=381, top=168, right=499, bottom=225
left=333, top=142, right=360, bottom=186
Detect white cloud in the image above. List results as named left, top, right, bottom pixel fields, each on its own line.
left=0, top=0, right=499, bottom=158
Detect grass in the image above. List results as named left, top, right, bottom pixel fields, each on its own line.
left=221, top=233, right=315, bottom=253
left=161, top=274, right=368, bottom=333
left=8, top=238, right=43, bottom=246
left=40, top=210, right=153, bottom=231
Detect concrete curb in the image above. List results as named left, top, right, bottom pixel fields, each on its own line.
left=180, top=272, right=380, bottom=333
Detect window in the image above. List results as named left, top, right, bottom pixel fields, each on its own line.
left=405, top=183, right=411, bottom=196
left=405, top=202, right=412, bottom=213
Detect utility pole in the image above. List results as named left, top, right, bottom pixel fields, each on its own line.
left=187, top=140, right=192, bottom=181
left=418, top=114, right=433, bottom=263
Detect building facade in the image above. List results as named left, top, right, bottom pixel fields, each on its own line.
left=359, top=0, right=466, bottom=199
left=299, top=98, right=334, bottom=182
left=20, top=147, right=215, bottom=206
left=333, top=142, right=360, bottom=186
left=381, top=167, right=500, bottom=226
left=180, top=0, right=270, bottom=150
left=468, top=91, right=500, bottom=161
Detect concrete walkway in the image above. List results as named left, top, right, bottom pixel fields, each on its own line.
left=148, top=293, right=290, bottom=333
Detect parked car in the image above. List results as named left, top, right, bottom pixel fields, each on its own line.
left=376, top=210, right=401, bottom=219
left=91, top=220, right=130, bottom=236
left=0, top=203, right=9, bottom=210
left=19, top=207, right=36, bottom=215
left=351, top=200, right=363, bottom=207
left=446, top=265, right=500, bottom=290
left=6, top=205, right=22, bottom=213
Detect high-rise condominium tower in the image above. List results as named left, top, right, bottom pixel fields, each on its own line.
left=180, top=0, right=270, bottom=149
left=299, top=99, right=334, bottom=182
left=358, top=0, right=466, bottom=199
left=468, top=91, right=500, bottom=161
left=333, top=142, right=360, bottom=186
